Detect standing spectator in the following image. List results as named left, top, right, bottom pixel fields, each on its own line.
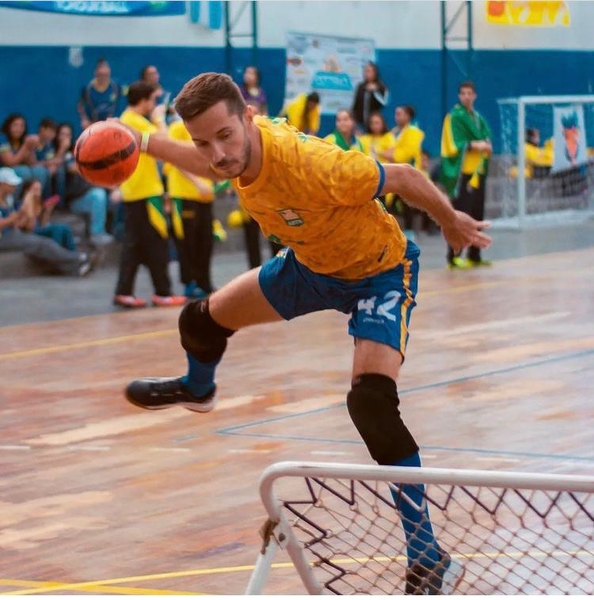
left=114, top=81, right=185, bottom=309
left=441, top=81, right=492, bottom=268
left=140, top=64, right=171, bottom=108
left=0, top=113, right=48, bottom=197
left=385, top=105, right=425, bottom=240
left=165, top=118, right=217, bottom=299
left=324, top=109, right=363, bottom=151
left=53, top=123, right=113, bottom=246
left=239, top=66, right=268, bottom=116
left=280, top=92, right=321, bottom=135
left=77, top=58, right=127, bottom=130
left=352, top=61, right=389, bottom=132
left=0, top=167, right=94, bottom=276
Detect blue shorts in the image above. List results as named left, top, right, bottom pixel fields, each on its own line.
left=258, top=241, right=420, bottom=356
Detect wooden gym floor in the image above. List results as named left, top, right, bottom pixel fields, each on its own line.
left=1, top=248, right=593, bottom=594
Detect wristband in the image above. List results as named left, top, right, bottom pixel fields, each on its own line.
left=140, top=132, right=151, bottom=153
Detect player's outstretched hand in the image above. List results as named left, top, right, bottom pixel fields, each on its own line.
left=441, top=210, right=492, bottom=254
left=105, top=117, right=142, bottom=147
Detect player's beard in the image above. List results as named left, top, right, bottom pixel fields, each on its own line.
left=211, top=125, right=251, bottom=179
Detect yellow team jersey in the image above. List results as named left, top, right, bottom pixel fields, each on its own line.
left=119, top=109, right=163, bottom=201
left=233, top=116, right=407, bottom=280
left=281, top=94, right=321, bottom=135
left=323, top=132, right=364, bottom=152
left=165, top=121, right=215, bottom=202
left=360, top=132, right=395, bottom=161
left=392, top=124, right=424, bottom=169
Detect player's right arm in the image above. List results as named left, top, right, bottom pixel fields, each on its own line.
left=128, top=128, right=215, bottom=180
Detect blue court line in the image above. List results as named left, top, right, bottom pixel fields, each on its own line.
left=216, top=347, right=594, bottom=462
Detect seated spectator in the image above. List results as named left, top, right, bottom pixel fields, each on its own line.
left=360, top=111, right=394, bottom=160
left=0, top=113, right=49, bottom=197
left=239, top=66, right=268, bottom=116
left=52, top=123, right=113, bottom=246
left=324, top=109, right=363, bottom=151
left=34, top=118, right=60, bottom=197
left=280, top=92, right=320, bottom=135
left=0, top=167, right=94, bottom=276
left=18, top=179, right=76, bottom=251
left=77, top=57, right=127, bottom=130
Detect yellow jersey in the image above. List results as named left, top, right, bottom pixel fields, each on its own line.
left=165, top=121, right=215, bottom=202
left=233, top=117, right=407, bottom=280
left=119, top=109, right=163, bottom=201
left=360, top=132, right=395, bottom=161
left=281, top=94, right=321, bottom=135
left=323, top=132, right=364, bottom=152
left=392, top=124, right=424, bottom=169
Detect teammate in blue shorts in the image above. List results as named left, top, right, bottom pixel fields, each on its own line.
left=122, top=73, right=491, bottom=594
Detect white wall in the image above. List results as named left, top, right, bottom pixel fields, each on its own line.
left=0, top=0, right=593, bottom=50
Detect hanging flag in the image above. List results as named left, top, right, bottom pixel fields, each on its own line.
left=486, top=1, right=570, bottom=26
left=0, top=1, right=186, bottom=16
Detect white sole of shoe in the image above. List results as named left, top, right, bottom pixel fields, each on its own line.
left=182, top=397, right=217, bottom=413
left=441, top=558, right=465, bottom=594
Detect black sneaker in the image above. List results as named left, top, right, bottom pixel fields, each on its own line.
left=405, top=551, right=464, bottom=595
left=125, top=377, right=217, bottom=413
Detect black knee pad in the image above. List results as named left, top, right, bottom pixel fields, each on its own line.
left=347, top=373, right=419, bottom=465
left=178, top=297, right=235, bottom=363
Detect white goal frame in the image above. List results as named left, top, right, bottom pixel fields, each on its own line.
left=245, top=461, right=594, bottom=595
left=497, top=94, right=594, bottom=228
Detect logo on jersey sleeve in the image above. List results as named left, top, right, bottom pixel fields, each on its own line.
left=278, top=208, right=304, bottom=226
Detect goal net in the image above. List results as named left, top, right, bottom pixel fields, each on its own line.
left=246, top=462, right=594, bottom=595
left=494, top=95, right=594, bottom=226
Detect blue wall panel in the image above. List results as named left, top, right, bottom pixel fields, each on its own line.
left=1, top=46, right=593, bottom=155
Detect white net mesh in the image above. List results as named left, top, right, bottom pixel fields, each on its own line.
left=494, top=97, right=594, bottom=222
left=264, top=470, right=594, bottom=595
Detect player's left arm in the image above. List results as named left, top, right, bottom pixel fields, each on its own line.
left=381, top=163, right=492, bottom=253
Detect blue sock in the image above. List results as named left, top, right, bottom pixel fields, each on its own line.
left=184, top=281, right=197, bottom=297
left=389, top=452, right=440, bottom=567
left=181, top=352, right=218, bottom=397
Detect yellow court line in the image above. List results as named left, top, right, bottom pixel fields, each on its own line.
left=3, top=548, right=592, bottom=595
left=0, top=329, right=177, bottom=361
left=0, top=579, right=201, bottom=595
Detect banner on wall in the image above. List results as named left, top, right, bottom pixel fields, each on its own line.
left=284, top=32, right=376, bottom=116
left=551, top=105, right=587, bottom=173
left=486, top=1, right=570, bottom=26
left=0, top=1, right=186, bottom=16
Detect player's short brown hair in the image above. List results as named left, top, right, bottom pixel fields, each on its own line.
left=175, top=72, right=246, bottom=121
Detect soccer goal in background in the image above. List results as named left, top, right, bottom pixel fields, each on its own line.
left=245, top=462, right=594, bottom=595
left=492, top=95, right=594, bottom=227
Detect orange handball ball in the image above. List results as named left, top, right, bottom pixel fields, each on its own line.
left=74, top=121, right=140, bottom=187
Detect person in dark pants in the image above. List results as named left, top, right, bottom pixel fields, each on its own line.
left=440, top=81, right=492, bottom=268
left=166, top=118, right=219, bottom=297
left=243, top=211, right=283, bottom=269
left=114, top=81, right=186, bottom=308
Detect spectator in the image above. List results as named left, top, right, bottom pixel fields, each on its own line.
left=360, top=111, right=393, bottom=160
left=77, top=58, right=127, bottom=130
left=18, top=179, right=75, bottom=251
left=165, top=118, right=218, bottom=298
left=441, top=81, right=492, bottom=268
left=324, top=109, right=363, bottom=151
left=53, top=122, right=113, bottom=246
left=140, top=64, right=171, bottom=110
left=352, top=61, right=389, bottom=132
left=0, top=113, right=48, bottom=197
left=525, top=128, right=554, bottom=178
left=280, top=92, right=321, bottom=135
left=114, top=81, right=185, bottom=309
left=239, top=66, right=268, bottom=116
left=385, top=105, right=425, bottom=241
left=34, top=118, right=59, bottom=198
left=0, top=167, right=94, bottom=276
